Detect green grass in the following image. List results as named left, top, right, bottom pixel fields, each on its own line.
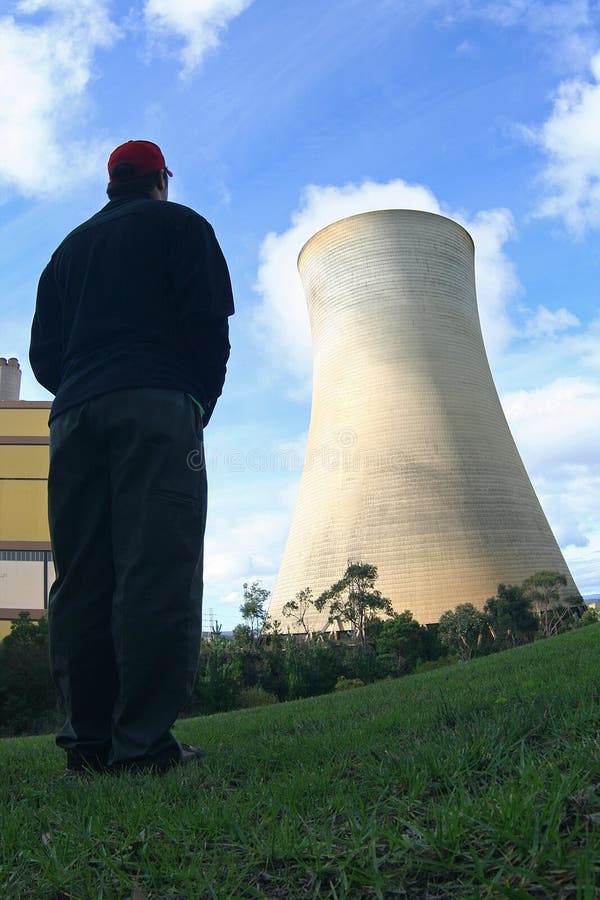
left=1, top=626, right=599, bottom=899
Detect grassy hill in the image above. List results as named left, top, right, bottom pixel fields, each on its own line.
left=1, top=626, right=599, bottom=899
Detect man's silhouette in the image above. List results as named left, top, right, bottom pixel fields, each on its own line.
left=30, top=140, right=234, bottom=773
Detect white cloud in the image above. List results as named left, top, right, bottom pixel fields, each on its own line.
left=204, top=492, right=295, bottom=589
left=0, top=0, right=118, bottom=198
left=522, top=305, right=580, bottom=338
left=532, top=471, right=593, bottom=549
left=439, top=0, right=598, bottom=69
left=491, top=316, right=600, bottom=590
left=502, top=376, right=600, bottom=471
left=493, top=314, right=600, bottom=394
left=501, top=377, right=600, bottom=559
left=253, top=178, right=519, bottom=399
left=144, top=0, right=253, bottom=77
left=563, top=531, right=600, bottom=596
left=529, top=52, right=600, bottom=234
left=565, top=315, right=600, bottom=371
left=455, top=39, right=477, bottom=56
left=468, top=208, right=520, bottom=353
left=199, top=456, right=304, bottom=626
left=463, top=0, right=590, bottom=34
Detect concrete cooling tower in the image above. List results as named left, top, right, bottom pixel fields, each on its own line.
left=269, top=209, right=580, bottom=628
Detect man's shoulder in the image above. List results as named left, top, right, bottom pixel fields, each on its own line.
left=50, top=199, right=216, bottom=265
left=53, top=198, right=153, bottom=251
left=159, top=200, right=213, bottom=230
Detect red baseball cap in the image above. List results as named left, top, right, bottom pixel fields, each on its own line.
left=107, top=140, right=173, bottom=180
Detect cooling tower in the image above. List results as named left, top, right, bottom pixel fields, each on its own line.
left=0, top=358, right=21, bottom=401
left=269, top=210, right=580, bottom=628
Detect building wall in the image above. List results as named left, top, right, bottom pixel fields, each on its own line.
left=0, top=558, right=56, bottom=609
left=269, top=210, right=581, bottom=629
left=0, top=401, right=53, bottom=637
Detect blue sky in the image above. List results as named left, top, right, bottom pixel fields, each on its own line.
left=2, top=0, right=599, bottom=627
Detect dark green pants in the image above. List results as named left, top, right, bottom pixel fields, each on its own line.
left=48, top=388, right=207, bottom=768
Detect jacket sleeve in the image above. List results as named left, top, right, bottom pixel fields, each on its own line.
left=175, top=215, right=235, bottom=425
left=29, top=261, right=63, bottom=395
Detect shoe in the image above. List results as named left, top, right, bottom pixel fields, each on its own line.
left=178, top=743, right=207, bottom=765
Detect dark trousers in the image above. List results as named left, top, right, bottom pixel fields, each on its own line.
left=47, top=388, right=207, bottom=767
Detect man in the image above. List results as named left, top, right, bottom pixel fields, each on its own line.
left=29, top=140, right=234, bottom=773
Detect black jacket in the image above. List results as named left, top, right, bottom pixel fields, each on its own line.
left=30, top=195, right=234, bottom=425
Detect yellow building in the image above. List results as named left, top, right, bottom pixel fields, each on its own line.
left=0, top=398, right=53, bottom=639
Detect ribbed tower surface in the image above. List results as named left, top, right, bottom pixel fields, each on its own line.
left=269, top=209, right=580, bottom=628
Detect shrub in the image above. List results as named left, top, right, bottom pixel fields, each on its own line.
left=283, top=637, right=314, bottom=699
left=238, top=686, right=279, bottom=708
left=373, top=651, right=401, bottom=679
left=311, top=640, right=342, bottom=695
left=415, top=656, right=457, bottom=674
left=438, top=603, right=490, bottom=661
left=580, top=607, right=599, bottom=626
left=335, top=676, right=365, bottom=691
left=0, top=613, right=58, bottom=736
left=257, top=643, right=287, bottom=700
left=284, top=637, right=342, bottom=699
left=483, top=584, right=538, bottom=649
left=194, top=642, right=240, bottom=714
left=369, top=610, right=422, bottom=673
left=343, top=645, right=380, bottom=683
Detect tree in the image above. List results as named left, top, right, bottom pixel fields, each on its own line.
left=231, top=623, right=254, bottom=648
left=438, top=603, right=488, bottom=661
left=419, top=623, right=444, bottom=663
left=0, top=613, right=57, bottom=736
left=209, top=620, right=223, bottom=639
left=281, top=587, right=315, bottom=636
left=195, top=640, right=240, bottom=714
left=368, top=610, right=423, bottom=674
left=283, top=636, right=340, bottom=699
left=580, top=606, right=599, bottom=626
left=522, top=571, right=567, bottom=638
left=240, top=581, right=270, bottom=639
left=265, top=619, right=283, bottom=644
left=316, top=562, right=393, bottom=647
left=3, top=610, right=49, bottom=650
left=484, top=583, right=538, bottom=648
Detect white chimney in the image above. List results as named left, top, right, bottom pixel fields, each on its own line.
left=0, top=357, right=22, bottom=400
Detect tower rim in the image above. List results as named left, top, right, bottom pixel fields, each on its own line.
left=297, top=208, right=475, bottom=271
